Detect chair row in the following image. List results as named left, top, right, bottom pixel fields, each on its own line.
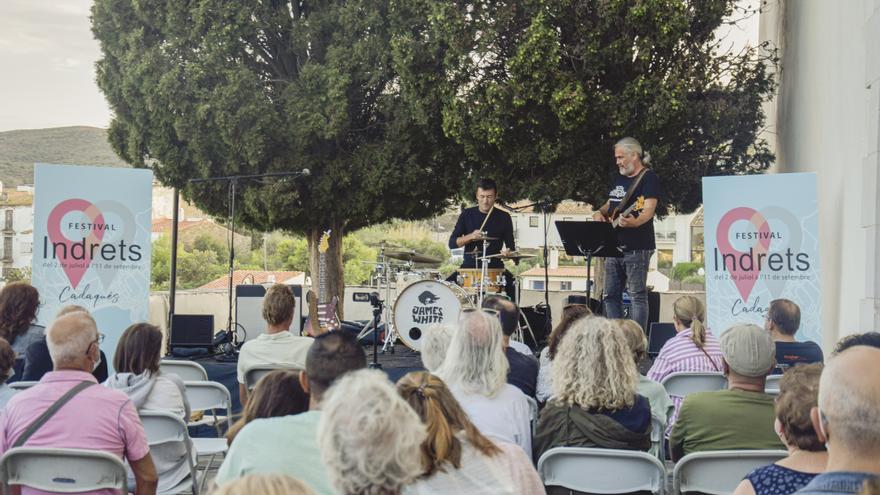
left=538, top=447, right=788, bottom=495
left=660, top=371, right=782, bottom=396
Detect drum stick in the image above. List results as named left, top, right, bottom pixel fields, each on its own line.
left=478, top=204, right=495, bottom=233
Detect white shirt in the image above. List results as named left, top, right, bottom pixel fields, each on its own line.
left=448, top=383, right=532, bottom=458
left=236, top=331, right=313, bottom=383
left=404, top=438, right=516, bottom=495
left=508, top=340, right=532, bottom=356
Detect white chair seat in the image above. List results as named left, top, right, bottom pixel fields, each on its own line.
left=192, top=438, right=228, bottom=456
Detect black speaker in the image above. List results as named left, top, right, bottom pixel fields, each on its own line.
left=519, top=303, right=552, bottom=350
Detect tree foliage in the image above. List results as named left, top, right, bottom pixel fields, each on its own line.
left=391, top=0, right=776, bottom=213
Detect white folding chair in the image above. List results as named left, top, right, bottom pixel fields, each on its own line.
left=525, top=395, right=539, bottom=435
left=244, top=365, right=298, bottom=392
left=0, top=447, right=127, bottom=493
left=661, top=372, right=727, bottom=398
left=672, top=450, right=789, bottom=495
left=160, top=360, right=209, bottom=382
left=8, top=381, right=38, bottom=391
left=140, top=411, right=200, bottom=495
left=765, top=374, right=782, bottom=394
left=183, top=381, right=231, bottom=493
left=537, top=447, right=667, bottom=495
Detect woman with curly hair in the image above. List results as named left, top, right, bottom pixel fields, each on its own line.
left=398, top=371, right=545, bottom=495
left=536, top=304, right=591, bottom=403
left=0, top=282, right=44, bottom=355
left=534, top=316, right=651, bottom=460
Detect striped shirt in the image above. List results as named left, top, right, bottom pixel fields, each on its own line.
left=647, top=328, right=723, bottom=431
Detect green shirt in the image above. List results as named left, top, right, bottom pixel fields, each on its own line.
left=669, top=389, right=784, bottom=458
left=214, top=411, right=337, bottom=495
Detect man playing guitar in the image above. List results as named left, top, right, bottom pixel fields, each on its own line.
left=592, top=137, right=661, bottom=333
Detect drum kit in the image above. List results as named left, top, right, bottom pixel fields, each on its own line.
left=358, top=237, right=537, bottom=354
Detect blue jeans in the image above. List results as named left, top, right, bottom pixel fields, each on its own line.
left=603, top=249, right=653, bottom=332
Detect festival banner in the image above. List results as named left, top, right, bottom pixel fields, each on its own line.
left=702, top=173, right=821, bottom=344
left=32, top=164, right=153, bottom=367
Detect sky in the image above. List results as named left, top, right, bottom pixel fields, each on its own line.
left=0, top=0, right=112, bottom=132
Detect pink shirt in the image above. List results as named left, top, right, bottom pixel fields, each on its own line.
left=0, top=370, right=150, bottom=495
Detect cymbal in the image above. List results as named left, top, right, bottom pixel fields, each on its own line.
left=477, top=251, right=537, bottom=261
left=385, top=250, right=443, bottom=264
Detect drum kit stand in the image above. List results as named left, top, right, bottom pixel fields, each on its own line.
left=357, top=235, right=538, bottom=354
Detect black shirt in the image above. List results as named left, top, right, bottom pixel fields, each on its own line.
left=448, top=206, right=515, bottom=268
left=21, top=337, right=109, bottom=382
left=606, top=169, right=661, bottom=251
left=506, top=347, right=539, bottom=398
left=773, top=341, right=824, bottom=374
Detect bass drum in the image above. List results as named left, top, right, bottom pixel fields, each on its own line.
left=393, top=280, right=472, bottom=351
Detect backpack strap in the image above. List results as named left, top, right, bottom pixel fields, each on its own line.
left=13, top=380, right=95, bottom=448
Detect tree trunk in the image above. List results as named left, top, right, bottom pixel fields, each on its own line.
left=307, top=225, right=345, bottom=320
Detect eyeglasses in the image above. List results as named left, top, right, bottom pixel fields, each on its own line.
left=93, top=333, right=105, bottom=345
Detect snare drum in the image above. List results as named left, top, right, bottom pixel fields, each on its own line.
left=393, top=280, right=473, bottom=351
left=457, top=268, right=506, bottom=293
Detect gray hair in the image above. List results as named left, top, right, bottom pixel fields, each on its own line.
left=317, top=369, right=426, bottom=495
left=614, top=137, right=652, bottom=165
left=818, top=347, right=880, bottom=454
left=435, top=310, right=508, bottom=397
left=421, top=324, right=455, bottom=372
left=46, top=312, right=98, bottom=366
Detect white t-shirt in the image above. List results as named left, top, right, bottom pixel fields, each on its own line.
left=535, top=347, right=554, bottom=403
left=508, top=340, right=532, bottom=356
left=404, top=438, right=515, bottom=495
left=448, top=383, right=532, bottom=458
left=236, top=331, right=313, bottom=384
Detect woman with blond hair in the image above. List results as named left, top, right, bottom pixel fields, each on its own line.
left=536, top=304, right=591, bottom=403
left=647, top=295, right=722, bottom=429
left=534, top=316, right=651, bottom=460
left=398, top=371, right=545, bottom=495
left=213, top=473, right=315, bottom=495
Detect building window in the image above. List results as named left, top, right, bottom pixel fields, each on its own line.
left=529, top=216, right=539, bottom=228
left=3, top=236, right=11, bottom=260
left=560, top=281, right=572, bottom=291
left=4, top=210, right=11, bottom=230
left=20, top=241, right=32, bottom=254
left=530, top=280, right=545, bottom=290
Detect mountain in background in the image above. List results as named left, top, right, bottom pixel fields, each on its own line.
left=0, top=126, right=130, bottom=186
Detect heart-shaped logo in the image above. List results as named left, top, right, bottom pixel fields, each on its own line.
left=716, top=207, right=772, bottom=301
left=46, top=199, right=106, bottom=289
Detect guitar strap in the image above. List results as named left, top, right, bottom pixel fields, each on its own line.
left=609, top=168, right=649, bottom=219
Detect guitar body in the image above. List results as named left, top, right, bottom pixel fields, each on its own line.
left=611, top=196, right=646, bottom=229
left=303, top=231, right=340, bottom=336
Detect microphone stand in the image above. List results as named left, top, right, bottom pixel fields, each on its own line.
left=188, top=169, right=310, bottom=357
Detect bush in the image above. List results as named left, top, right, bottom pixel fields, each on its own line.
left=682, top=275, right=705, bottom=286
left=671, top=262, right=702, bottom=281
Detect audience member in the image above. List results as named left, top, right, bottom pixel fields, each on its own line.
left=618, top=318, right=673, bottom=459
left=22, top=305, right=109, bottom=382
left=237, top=284, right=313, bottom=407
left=647, top=295, right=722, bottom=429
left=796, top=346, right=880, bottom=494
left=833, top=332, right=880, bottom=354
left=534, top=316, right=651, bottom=460
left=420, top=324, right=455, bottom=372
left=670, top=323, right=784, bottom=461
left=734, top=363, right=827, bottom=495
left=766, top=299, right=823, bottom=373
left=436, top=309, right=532, bottom=455
left=104, top=323, right=192, bottom=493
left=0, top=338, right=17, bottom=409
left=318, top=369, right=426, bottom=495
left=0, top=282, right=45, bottom=355
left=0, top=311, right=157, bottom=494
left=213, top=473, right=316, bottom=495
left=216, top=331, right=366, bottom=492
left=397, top=371, right=545, bottom=495
left=225, top=369, right=309, bottom=445
left=481, top=296, right=539, bottom=397
left=536, top=304, right=591, bottom=403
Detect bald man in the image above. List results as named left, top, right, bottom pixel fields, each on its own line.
left=0, top=312, right=158, bottom=495
left=797, top=346, right=880, bottom=494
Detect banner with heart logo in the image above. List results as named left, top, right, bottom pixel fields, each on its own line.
left=32, top=164, right=153, bottom=370
left=703, top=173, right=822, bottom=345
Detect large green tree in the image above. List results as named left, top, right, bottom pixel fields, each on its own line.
left=92, top=0, right=466, bottom=316
left=391, top=0, right=776, bottom=212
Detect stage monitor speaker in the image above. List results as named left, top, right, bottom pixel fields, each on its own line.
left=235, top=284, right=303, bottom=341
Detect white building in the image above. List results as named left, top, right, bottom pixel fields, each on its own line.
left=507, top=200, right=593, bottom=250
left=0, top=184, right=35, bottom=280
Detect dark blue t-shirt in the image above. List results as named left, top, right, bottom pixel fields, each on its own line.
left=448, top=206, right=515, bottom=268
left=774, top=341, right=824, bottom=373
left=592, top=394, right=652, bottom=433
left=606, top=169, right=661, bottom=251
left=506, top=347, right=539, bottom=398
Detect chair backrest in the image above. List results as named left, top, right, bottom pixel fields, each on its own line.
left=8, top=381, right=38, bottom=391
left=160, top=360, right=209, bottom=381
left=184, top=381, right=232, bottom=413
left=537, top=447, right=667, bottom=495
left=0, top=447, right=127, bottom=493
left=244, top=365, right=297, bottom=391
left=661, top=372, right=727, bottom=398
left=673, top=450, right=789, bottom=495
left=139, top=411, right=199, bottom=495
left=765, top=374, right=782, bottom=394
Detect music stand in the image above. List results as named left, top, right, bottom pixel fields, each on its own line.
left=555, top=221, right=623, bottom=306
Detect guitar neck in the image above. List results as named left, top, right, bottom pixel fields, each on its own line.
left=317, top=253, right=327, bottom=303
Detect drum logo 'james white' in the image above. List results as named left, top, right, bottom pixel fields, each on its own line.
left=413, top=291, right=444, bottom=324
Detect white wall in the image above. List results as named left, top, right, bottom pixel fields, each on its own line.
left=762, top=0, right=880, bottom=345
